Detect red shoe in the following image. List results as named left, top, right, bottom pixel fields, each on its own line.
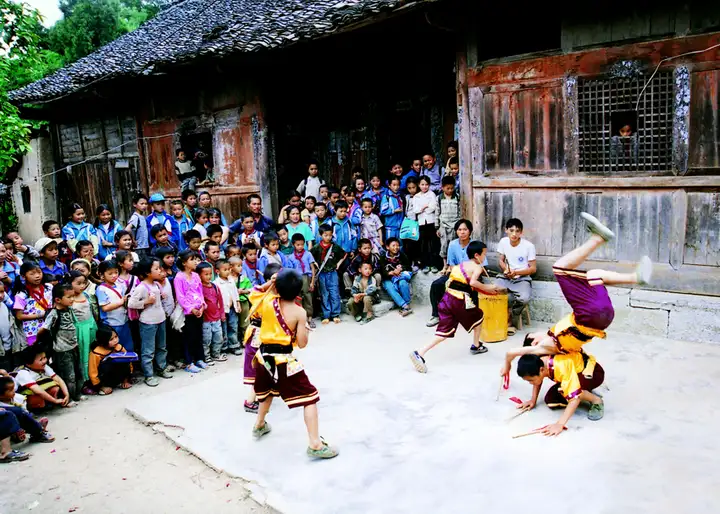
left=243, top=400, right=259, bottom=413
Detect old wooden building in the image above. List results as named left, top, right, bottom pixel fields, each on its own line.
left=10, top=0, right=720, bottom=297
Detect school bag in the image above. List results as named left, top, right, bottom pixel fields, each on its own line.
left=400, top=218, right=420, bottom=241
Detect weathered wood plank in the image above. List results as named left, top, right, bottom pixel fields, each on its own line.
left=684, top=192, right=720, bottom=266
left=689, top=70, right=720, bottom=170
left=483, top=93, right=513, bottom=171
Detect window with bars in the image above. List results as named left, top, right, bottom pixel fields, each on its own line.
left=577, top=71, right=673, bottom=173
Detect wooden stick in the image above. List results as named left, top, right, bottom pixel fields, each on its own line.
left=512, top=429, right=543, bottom=439
left=246, top=286, right=273, bottom=319
left=505, top=408, right=530, bottom=423
left=495, top=379, right=504, bottom=401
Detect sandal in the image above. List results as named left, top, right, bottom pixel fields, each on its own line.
left=119, top=380, right=133, bottom=390
left=360, top=315, right=374, bottom=325
left=11, top=430, right=26, bottom=443
left=307, top=439, right=339, bottom=459
left=469, top=344, right=489, bottom=355
left=507, top=326, right=517, bottom=336
left=0, top=449, right=29, bottom=463
left=409, top=351, right=427, bottom=373
left=30, top=431, right=55, bottom=443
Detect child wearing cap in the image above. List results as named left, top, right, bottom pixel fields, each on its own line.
left=146, top=193, right=180, bottom=249
left=34, top=238, right=68, bottom=283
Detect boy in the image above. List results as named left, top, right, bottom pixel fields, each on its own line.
left=197, top=262, right=226, bottom=364
left=14, top=345, right=72, bottom=411
left=0, top=243, right=20, bottom=291
left=409, top=241, right=506, bottom=373
left=379, top=238, right=414, bottom=316
left=296, top=160, right=325, bottom=201
left=0, top=375, right=54, bottom=443
left=204, top=241, right=222, bottom=278
left=226, top=244, right=240, bottom=259
left=276, top=225, right=293, bottom=256
left=42, top=220, right=73, bottom=266
left=311, top=225, right=346, bottom=325
left=348, top=262, right=379, bottom=324
left=258, top=232, right=286, bottom=272
left=150, top=225, right=177, bottom=256
left=495, top=218, right=537, bottom=334
left=327, top=187, right=341, bottom=216
left=34, top=238, right=68, bottom=283
left=318, top=184, right=330, bottom=205
left=422, top=153, right=443, bottom=194
left=6, top=232, right=39, bottom=262
left=183, top=229, right=204, bottom=259
left=242, top=244, right=264, bottom=286
left=500, top=212, right=652, bottom=373
left=237, top=212, right=263, bottom=249
left=125, top=193, right=149, bottom=257
left=401, top=159, right=421, bottom=192
left=251, top=269, right=338, bottom=459
left=344, top=188, right=362, bottom=225
left=437, top=175, right=462, bottom=273
left=445, top=156, right=461, bottom=192
left=358, top=198, right=383, bottom=254
left=330, top=200, right=357, bottom=257
left=170, top=199, right=193, bottom=251
left=0, top=283, right=14, bottom=371
left=206, top=225, right=226, bottom=257
left=313, top=203, right=331, bottom=244
left=343, top=239, right=381, bottom=294
left=285, top=234, right=317, bottom=328
left=182, top=189, right=198, bottom=221
left=380, top=176, right=404, bottom=241
left=38, top=284, right=83, bottom=401
left=214, top=259, right=242, bottom=356
left=147, top=193, right=179, bottom=248
left=229, top=256, right=251, bottom=355
left=514, top=352, right=606, bottom=436
left=175, top=149, right=197, bottom=191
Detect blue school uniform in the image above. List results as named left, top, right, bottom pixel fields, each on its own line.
left=95, top=220, right=123, bottom=261
left=257, top=250, right=287, bottom=273
left=147, top=212, right=180, bottom=248
left=242, top=261, right=265, bottom=287
left=172, top=215, right=193, bottom=251
left=380, top=191, right=404, bottom=240
left=400, top=170, right=418, bottom=192
left=62, top=221, right=97, bottom=245
left=349, top=201, right=363, bottom=226
left=285, top=249, right=315, bottom=277
left=330, top=216, right=357, bottom=254
left=363, top=188, right=386, bottom=210
left=38, top=259, right=68, bottom=281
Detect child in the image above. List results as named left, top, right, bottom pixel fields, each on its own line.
left=106, top=230, right=139, bottom=262
left=413, top=175, right=439, bottom=273
left=285, top=234, right=316, bottom=328
left=34, top=238, right=68, bottom=283
left=358, top=198, right=383, bottom=254
left=197, top=262, right=226, bottom=364
left=213, top=259, right=241, bottom=356
left=318, top=184, right=329, bottom=205
left=422, top=154, right=443, bottom=194
left=311, top=225, right=346, bottom=325
left=258, top=233, right=286, bottom=272
left=62, top=203, right=98, bottom=255
left=198, top=192, right=227, bottom=226
left=330, top=200, right=357, bottom=256
left=207, top=209, right=230, bottom=244
left=387, top=163, right=404, bottom=187
left=348, top=262, right=379, bottom=324
left=204, top=241, right=222, bottom=276
left=226, top=245, right=240, bottom=259
left=445, top=141, right=458, bottom=170
left=206, top=225, right=227, bottom=258
left=285, top=206, right=314, bottom=250
left=0, top=375, right=54, bottom=445
left=193, top=209, right=209, bottom=240
left=150, top=225, right=178, bottom=256
left=183, top=229, right=204, bottom=258
left=94, top=204, right=122, bottom=261
left=237, top=212, right=263, bottom=249
left=354, top=176, right=367, bottom=197
left=230, top=256, right=251, bottom=353
left=0, top=242, right=20, bottom=292
left=42, top=220, right=73, bottom=266
left=128, top=257, right=174, bottom=386
left=85, top=324, right=134, bottom=395
left=0, top=283, right=16, bottom=372
left=68, top=271, right=97, bottom=383
left=13, top=262, right=53, bottom=347
left=409, top=241, right=505, bottom=373
left=500, top=213, right=652, bottom=375
left=173, top=250, right=206, bottom=372
left=402, top=177, right=420, bottom=267
left=326, top=187, right=340, bottom=216
left=380, top=176, right=404, bottom=241
left=296, top=160, right=325, bottom=200
left=96, top=260, right=134, bottom=352
left=343, top=239, right=382, bottom=294
left=250, top=269, right=337, bottom=459
left=276, top=225, right=293, bottom=256
left=5, top=232, right=39, bottom=262
left=495, top=218, right=537, bottom=333
left=313, top=203, right=331, bottom=244
left=147, top=193, right=179, bottom=248
left=302, top=196, right=316, bottom=227
left=38, top=284, right=83, bottom=401
left=14, top=345, right=72, bottom=411
left=75, top=240, right=99, bottom=267
left=170, top=199, right=193, bottom=252
left=437, top=175, right=461, bottom=273
left=343, top=187, right=362, bottom=225
left=364, top=172, right=386, bottom=212
left=175, top=148, right=197, bottom=191
left=402, top=159, right=421, bottom=192
left=182, top=189, right=198, bottom=221
left=379, top=238, right=413, bottom=316
left=277, top=191, right=303, bottom=224
left=445, top=156, right=460, bottom=192
left=156, top=247, right=178, bottom=283
left=115, top=250, right=137, bottom=291
left=125, top=194, right=149, bottom=258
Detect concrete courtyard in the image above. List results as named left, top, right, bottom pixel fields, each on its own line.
left=127, top=305, right=720, bottom=514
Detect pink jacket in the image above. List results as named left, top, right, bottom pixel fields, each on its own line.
left=173, top=271, right=205, bottom=315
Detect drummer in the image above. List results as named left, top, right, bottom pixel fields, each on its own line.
left=409, top=241, right=506, bottom=373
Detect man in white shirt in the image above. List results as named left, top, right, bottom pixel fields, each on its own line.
left=495, top=218, right=536, bottom=334
left=296, top=161, right=325, bottom=201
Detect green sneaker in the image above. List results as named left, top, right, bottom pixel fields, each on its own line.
left=588, top=401, right=605, bottom=421
left=580, top=212, right=615, bottom=242
left=635, top=256, right=653, bottom=285
left=355, top=315, right=363, bottom=322
left=252, top=422, right=272, bottom=439
left=307, top=440, right=339, bottom=459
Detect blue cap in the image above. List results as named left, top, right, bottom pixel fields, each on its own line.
left=149, top=193, right=166, bottom=203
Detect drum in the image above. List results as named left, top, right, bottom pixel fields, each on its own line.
left=479, top=292, right=509, bottom=343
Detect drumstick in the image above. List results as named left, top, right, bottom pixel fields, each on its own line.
left=495, top=378, right=503, bottom=401
left=246, top=286, right=273, bottom=319
left=505, top=407, right=530, bottom=423
left=512, top=429, right=543, bottom=439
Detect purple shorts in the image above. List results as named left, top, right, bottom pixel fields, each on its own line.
left=435, top=293, right=484, bottom=338
left=554, top=267, right=614, bottom=330
left=243, top=345, right=258, bottom=384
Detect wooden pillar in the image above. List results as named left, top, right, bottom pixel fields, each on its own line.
left=250, top=97, right=276, bottom=218
left=456, top=45, right=474, bottom=225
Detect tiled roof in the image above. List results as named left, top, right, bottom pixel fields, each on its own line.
left=10, top=0, right=420, bottom=103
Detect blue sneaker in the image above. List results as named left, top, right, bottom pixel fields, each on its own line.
left=185, top=363, right=201, bottom=373
left=196, top=360, right=208, bottom=369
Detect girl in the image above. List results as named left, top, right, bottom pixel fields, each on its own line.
left=207, top=208, right=230, bottom=245
left=155, top=247, right=178, bottom=283
left=62, top=203, right=98, bottom=255
left=193, top=209, right=209, bottom=240
left=173, top=250, right=206, bottom=373
left=94, top=204, right=123, bottom=261
left=115, top=250, right=137, bottom=291
left=198, top=191, right=228, bottom=225
left=277, top=190, right=302, bottom=224
left=12, top=262, right=52, bottom=346
left=96, top=260, right=133, bottom=352
left=413, top=175, right=439, bottom=273
left=128, top=258, right=173, bottom=387
left=285, top=206, right=314, bottom=250
left=68, top=271, right=97, bottom=383
left=302, top=196, right=317, bottom=224
left=364, top=173, right=386, bottom=212
left=83, top=324, right=133, bottom=395
left=109, top=231, right=139, bottom=262
left=71, top=259, right=97, bottom=296
left=354, top=176, right=367, bottom=197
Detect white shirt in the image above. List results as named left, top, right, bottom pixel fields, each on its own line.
left=213, top=276, right=240, bottom=314
left=496, top=237, right=536, bottom=274
left=15, top=364, right=56, bottom=388
left=297, top=176, right=325, bottom=201
left=412, top=191, right=438, bottom=226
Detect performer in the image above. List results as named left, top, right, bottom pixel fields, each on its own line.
left=251, top=269, right=338, bottom=459
left=500, top=212, right=652, bottom=376
left=409, top=240, right=505, bottom=373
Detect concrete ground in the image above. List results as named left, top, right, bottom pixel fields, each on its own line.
left=121, top=305, right=720, bottom=514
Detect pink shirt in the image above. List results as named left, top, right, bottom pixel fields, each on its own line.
left=173, top=272, right=205, bottom=315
